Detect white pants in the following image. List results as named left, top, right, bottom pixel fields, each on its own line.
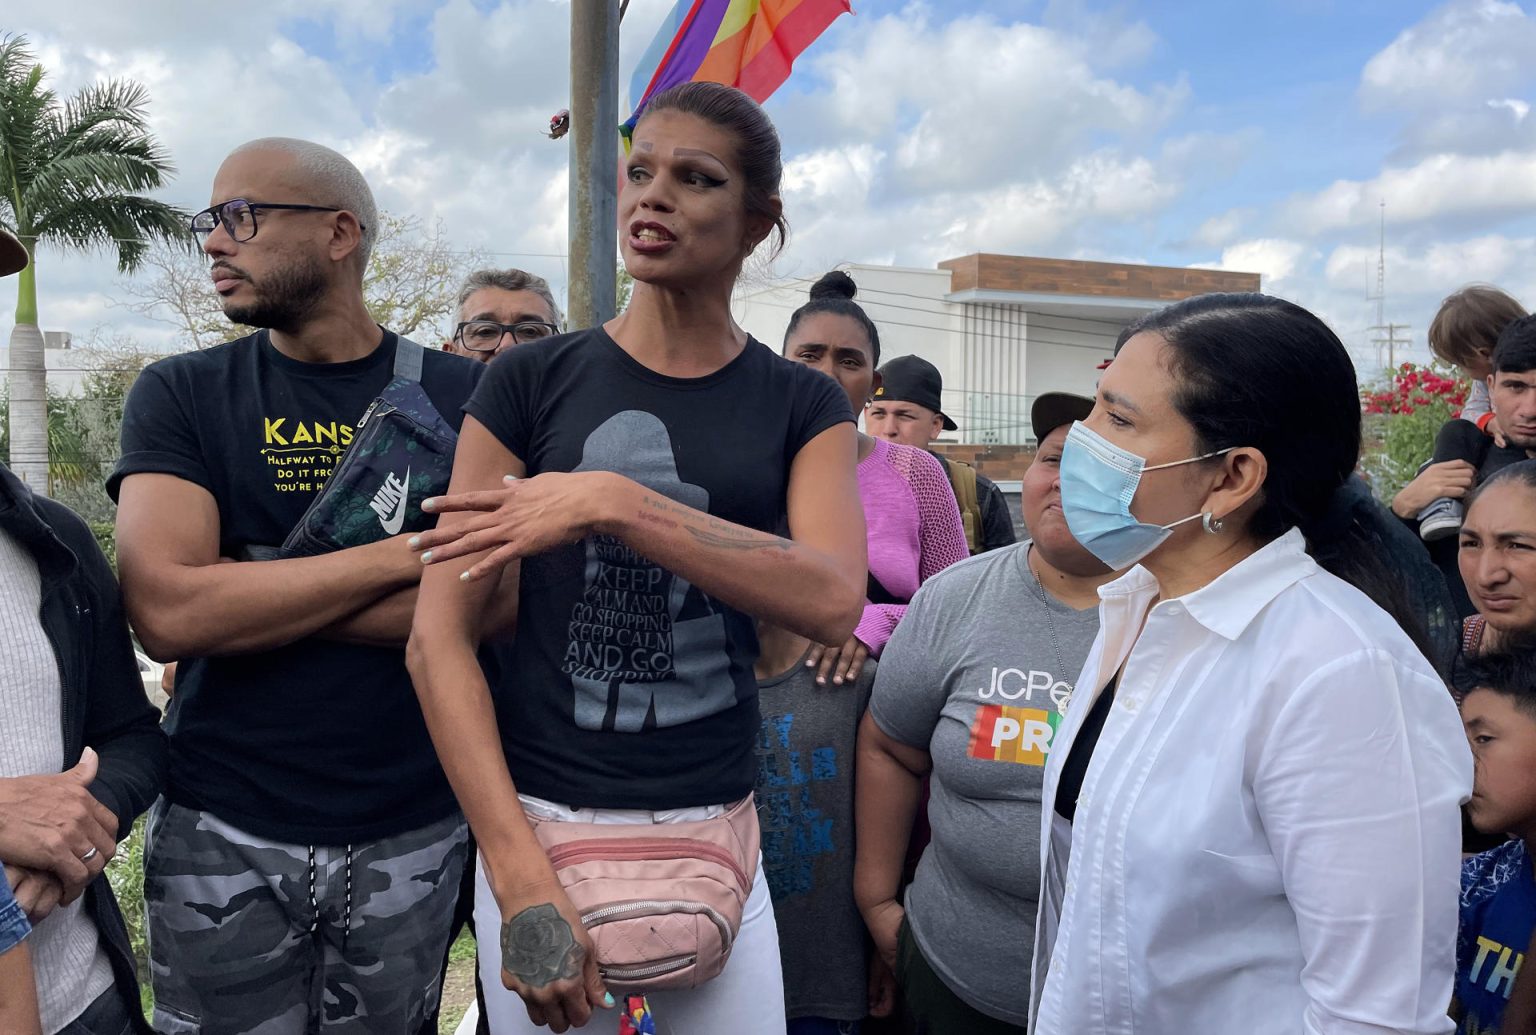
left=475, top=795, right=786, bottom=1035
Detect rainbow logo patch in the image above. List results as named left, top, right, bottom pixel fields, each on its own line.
left=967, top=705, right=1061, bottom=765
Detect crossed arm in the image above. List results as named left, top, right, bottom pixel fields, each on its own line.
left=115, top=473, right=514, bottom=658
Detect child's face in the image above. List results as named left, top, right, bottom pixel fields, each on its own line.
left=1463, top=687, right=1536, bottom=837
left=1463, top=350, right=1493, bottom=382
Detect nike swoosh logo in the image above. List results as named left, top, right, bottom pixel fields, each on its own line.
left=380, top=466, right=410, bottom=535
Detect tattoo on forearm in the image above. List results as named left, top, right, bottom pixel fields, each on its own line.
left=501, top=903, right=585, bottom=988
left=638, top=494, right=793, bottom=552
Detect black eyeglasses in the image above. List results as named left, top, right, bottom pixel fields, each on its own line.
left=189, top=198, right=357, bottom=243
left=454, top=320, right=560, bottom=351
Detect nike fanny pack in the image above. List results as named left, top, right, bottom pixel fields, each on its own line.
left=279, top=337, right=459, bottom=557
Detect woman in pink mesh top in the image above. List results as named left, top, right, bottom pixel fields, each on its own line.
left=782, top=271, right=970, bottom=686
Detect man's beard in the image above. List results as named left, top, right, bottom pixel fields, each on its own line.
left=1504, top=425, right=1536, bottom=453
left=222, top=254, right=328, bottom=334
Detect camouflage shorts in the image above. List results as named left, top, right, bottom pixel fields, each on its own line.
left=143, top=799, right=468, bottom=1035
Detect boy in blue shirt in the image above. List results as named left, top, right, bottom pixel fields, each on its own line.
left=1455, top=650, right=1536, bottom=1033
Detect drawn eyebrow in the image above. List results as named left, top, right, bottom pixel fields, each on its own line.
left=1100, top=388, right=1142, bottom=415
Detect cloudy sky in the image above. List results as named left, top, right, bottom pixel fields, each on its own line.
left=6, top=0, right=1536, bottom=374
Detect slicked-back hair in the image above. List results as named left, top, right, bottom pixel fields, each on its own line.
left=228, top=137, right=378, bottom=274
left=1123, top=292, right=1436, bottom=665
left=456, top=268, right=563, bottom=329
left=640, top=82, right=787, bottom=257
left=1467, top=458, right=1536, bottom=511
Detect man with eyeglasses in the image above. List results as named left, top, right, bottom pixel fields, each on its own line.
left=444, top=268, right=564, bottom=362
left=109, top=138, right=481, bottom=1033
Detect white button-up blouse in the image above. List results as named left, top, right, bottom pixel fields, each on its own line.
left=1031, top=529, right=1472, bottom=1035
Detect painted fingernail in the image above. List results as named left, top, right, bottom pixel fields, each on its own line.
left=422, top=498, right=437, bottom=512
left=459, top=570, right=473, bottom=583
left=504, top=474, right=518, bottom=483
left=408, top=536, right=421, bottom=550
left=420, top=551, right=433, bottom=564
left=603, top=993, right=615, bottom=1008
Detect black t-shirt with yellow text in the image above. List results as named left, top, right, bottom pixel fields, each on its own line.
left=109, top=329, right=481, bottom=843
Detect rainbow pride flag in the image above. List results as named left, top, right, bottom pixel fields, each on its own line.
left=622, top=0, right=852, bottom=144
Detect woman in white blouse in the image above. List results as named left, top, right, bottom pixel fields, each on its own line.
left=1031, top=293, right=1473, bottom=1035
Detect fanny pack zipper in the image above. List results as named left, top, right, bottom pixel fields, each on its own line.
left=581, top=899, right=734, bottom=952
left=600, top=955, right=698, bottom=982
left=545, top=838, right=750, bottom=889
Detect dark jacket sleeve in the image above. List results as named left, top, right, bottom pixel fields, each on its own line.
left=50, top=503, right=167, bottom=839
left=978, top=477, right=1017, bottom=552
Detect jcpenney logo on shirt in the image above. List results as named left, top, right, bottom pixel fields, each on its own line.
left=978, top=667, right=1073, bottom=709
left=967, top=668, right=1073, bottom=766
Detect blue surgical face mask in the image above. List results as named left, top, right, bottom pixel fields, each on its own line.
left=1058, top=420, right=1233, bottom=570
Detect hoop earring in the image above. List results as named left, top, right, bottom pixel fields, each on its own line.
left=1202, top=512, right=1224, bottom=535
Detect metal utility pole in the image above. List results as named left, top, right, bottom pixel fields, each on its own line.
left=1371, top=323, right=1412, bottom=370
left=568, top=0, right=620, bottom=330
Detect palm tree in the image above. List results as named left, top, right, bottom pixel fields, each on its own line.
left=0, top=33, right=187, bottom=492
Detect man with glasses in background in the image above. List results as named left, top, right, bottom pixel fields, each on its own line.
left=444, top=268, right=563, bottom=362
left=109, top=138, right=481, bottom=1033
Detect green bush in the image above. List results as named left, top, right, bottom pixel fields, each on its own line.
left=1359, top=364, right=1470, bottom=501
left=89, top=521, right=117, bottom=572
left=106, top=815, right=153, bottom=1016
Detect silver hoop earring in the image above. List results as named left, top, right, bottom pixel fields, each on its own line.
left=1202, top=512, right=1224, bottom=535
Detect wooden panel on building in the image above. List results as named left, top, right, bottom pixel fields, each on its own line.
left=940, top=254, right=1259, bottom=300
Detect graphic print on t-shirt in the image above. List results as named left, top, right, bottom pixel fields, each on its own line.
left=968, top=705, right=1063, bottom=764
left=566, top=411, right=733, bottom=732
left=260, top=414, right=353, bottom=494
left=965, top=665, right=1072, bottom=765
left=757, top=712, right=839, bottom=898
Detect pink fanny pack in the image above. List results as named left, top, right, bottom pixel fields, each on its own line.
left=527, top=794, right=760, bottom=992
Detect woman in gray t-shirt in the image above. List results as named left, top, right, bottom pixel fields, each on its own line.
left=854, top=397, right=1119, bottom=1032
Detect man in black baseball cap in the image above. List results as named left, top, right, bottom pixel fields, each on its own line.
left=867, top=354, right=1016, bottom=554
left=0, top=229, right=27, bottom=278
left=1030, top=390, right=1095, bottom=443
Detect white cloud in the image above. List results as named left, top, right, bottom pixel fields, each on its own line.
left=1282, top=150, right=1536, bottom=235
left=1190, top=209, right=1252, bottom=249
left=8, top=0, right=1533, bottom=399
left=1, top=1, right=578, bottom=345
left=1323, top=234, right=1536, bottom=301
left=1194, top=238, right=1309, bottom=287
left=807, top=4, right=1186, bottom=196
left=1489, top=98, right=1531, bottom=121
left=1360, top=0, right=1536, bottom=112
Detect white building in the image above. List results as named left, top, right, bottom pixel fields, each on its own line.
left=735, top=253, right=1260, bottom=445
left=1, top=331, right=184, bottom=399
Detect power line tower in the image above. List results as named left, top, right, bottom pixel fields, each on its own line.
left=1367, top=200, right=1385, bottom=332
left=1364, top=200, right=1412, bottom=368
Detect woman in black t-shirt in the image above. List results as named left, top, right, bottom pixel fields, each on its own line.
left=406, top=83, right=865, bottom=1034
